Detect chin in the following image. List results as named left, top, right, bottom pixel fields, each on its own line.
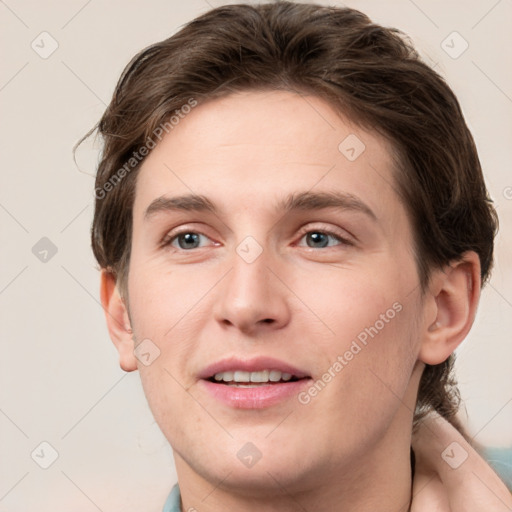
left=207, top=461, right=314, bottom=497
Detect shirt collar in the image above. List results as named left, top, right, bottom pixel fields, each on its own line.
left=162, top=483, right=181, bottom=512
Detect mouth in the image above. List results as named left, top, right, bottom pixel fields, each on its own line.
left=198, top=357, right=312, bottom=409
left=206, top=369, right=304, bottom=387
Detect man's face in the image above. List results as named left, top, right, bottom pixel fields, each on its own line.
left=125, top=90, right=427, bottom=492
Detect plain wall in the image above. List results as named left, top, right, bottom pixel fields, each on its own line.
left=1, top=0, right=511, bottom=510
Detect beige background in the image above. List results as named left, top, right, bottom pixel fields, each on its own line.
left=1, top=0, right=511, bottom=510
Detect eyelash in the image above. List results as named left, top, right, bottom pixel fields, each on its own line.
left=160, top=225, right=353, bottom=251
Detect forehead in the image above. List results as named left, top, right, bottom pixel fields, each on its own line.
left=133, top=90, right=405, bottom=231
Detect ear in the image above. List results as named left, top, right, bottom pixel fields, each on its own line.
left=100, top=269, right=138, bottom=372
left=419, top=251, right=481, bottom=365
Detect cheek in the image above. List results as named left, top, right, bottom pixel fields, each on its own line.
left=301, top=264, right=419, bottom=401
left=297, top=265, right=409, bottom=347
left=127, top=258, right=208, bottom=340
left=303, top=306, right=418, bottom=451
left=340, top=304, right=418, bottom=415
left=127, top=263, right=214, bottom=423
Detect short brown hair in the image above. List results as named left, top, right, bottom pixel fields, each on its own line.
left=82, top=1, right=498, bottom=432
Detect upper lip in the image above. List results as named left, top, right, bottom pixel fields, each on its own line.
left=198, top=356, right=310, bottom=380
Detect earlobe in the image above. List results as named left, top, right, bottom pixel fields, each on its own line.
left=419, top=251, right=481, bottom=365
left=100, top=269, right=138, bottom=372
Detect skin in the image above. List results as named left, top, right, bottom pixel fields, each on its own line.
left=412, top=413, right=512, bottom=511
left=101, top=90, right=484, bottom=511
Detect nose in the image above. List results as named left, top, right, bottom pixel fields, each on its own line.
left=212, top=242, right=291, bottom=335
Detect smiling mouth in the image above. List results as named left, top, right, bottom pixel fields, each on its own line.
left=206, top=369, right=308, bottom=387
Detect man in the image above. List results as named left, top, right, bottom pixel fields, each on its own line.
left=86, top=2, right=511, bottom=510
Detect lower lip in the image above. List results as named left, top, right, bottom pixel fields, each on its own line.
left=199, top=379, right=311, bottom=409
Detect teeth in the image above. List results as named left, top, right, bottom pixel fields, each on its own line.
left=212, top=370, right=296, bottom=383
left=233, top=371, right=250, bottom=382
left=269, top=370, right=281, bottom=382
left=216, top=371, right=234, bottom=382
left=251, top=370, right=269, bottom=382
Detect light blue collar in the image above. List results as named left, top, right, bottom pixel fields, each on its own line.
left=162, top=484, right=181, bottom=512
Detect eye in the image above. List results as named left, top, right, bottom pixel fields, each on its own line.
left=296, top=228, right=352, bottom=249
left=161, top=231, right=212, bottom=250
left=160, top=226, right=353, bottom=252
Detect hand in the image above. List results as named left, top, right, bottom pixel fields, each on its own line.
left=411, top=412, right=512, bottom=511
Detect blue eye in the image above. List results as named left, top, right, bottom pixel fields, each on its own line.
left=163, top=232, right=209, bottom=250
left=161, top=228, right=352, bottom=252
left=298, top=230, right=349, bottom=249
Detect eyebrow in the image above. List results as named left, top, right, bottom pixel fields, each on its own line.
left=143, top=191, right=377, bottom=222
